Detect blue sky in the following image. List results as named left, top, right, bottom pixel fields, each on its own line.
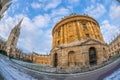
left=0, top=0, right=120, bottom=54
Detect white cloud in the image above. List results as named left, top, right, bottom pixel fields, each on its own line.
left=100, top=20, right=120, bottom=43
left=31, top=2, right=41, bottom=9
left=51, top=7, right=70, bottom=16
left=0, top=13, right=52, bottom=54
left=65, top=0, right=80, bottom=11
left=7, top=0, right=20, bottom=15
left=0, top=14, right=24, bottom=39
left=91, top=0, right=96, bottom=3
left=67, top=0, right=80, bottom=4
left=44, top=0, right=61, bottom=10
left=13, top=0, right=18, bottom=2
left=109, top=2, right=120, bottom=24
left=20, top=14, right=52, bottom=54
left=33, top=14, right=50, bottom=28
left=31, top=0, right=62, bottom=11
left=84, top=3, right=106, bottom=18
left=50, top=7, right=70, bottom=24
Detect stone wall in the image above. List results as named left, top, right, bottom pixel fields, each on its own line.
left=28, top=53, right=50, bottom=66
left=51, top=39, right=108, bottom=70
left=108, top=35, right=120, bottom=57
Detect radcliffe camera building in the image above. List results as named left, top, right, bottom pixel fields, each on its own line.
left=50, top=14, right=108, bottom=70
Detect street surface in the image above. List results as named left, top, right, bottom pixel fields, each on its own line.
left=0, top=54, right=120, bottom=80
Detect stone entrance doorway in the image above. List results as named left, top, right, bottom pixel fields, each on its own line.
left=89, top=47, right=97, bottom=65
left=68, top=51, right=75, bottom=67
left=53, top=53, right=58, bottom=67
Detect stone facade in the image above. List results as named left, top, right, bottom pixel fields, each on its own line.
left=28, top=52, right=50, bottom=65
left=108, top=35, right=120, bottom=57
left=0, top=40, right=6, bottom=51
left=50, top=14, right=108, bottom=70
left=52, top=14, right=104, bottom=48
left=15, top=48, right=25, bottom=60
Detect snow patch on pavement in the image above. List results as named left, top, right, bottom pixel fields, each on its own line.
left=104, top=68, right=120, bottom=80
left=0, top=55, right=37, bottom=80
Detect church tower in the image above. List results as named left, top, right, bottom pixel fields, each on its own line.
left=6, top=18, right=23, bottom=57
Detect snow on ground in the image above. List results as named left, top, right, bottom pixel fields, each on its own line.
left=0, top=54, right=37, bottom=80
left=1, top=54, right=120, bottom=80
left=103, top=68, right=120, bottom=80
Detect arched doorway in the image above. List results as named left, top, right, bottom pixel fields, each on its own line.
left=0, top=50, right=7, bottom=56
left=53, top=53, right=58, bottom=67
left=89, top=47, right=97, bottom=65
left=68, top=51, right=75, bottom=66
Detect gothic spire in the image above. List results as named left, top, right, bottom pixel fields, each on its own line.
left=17, top=18, right=23, bottom=28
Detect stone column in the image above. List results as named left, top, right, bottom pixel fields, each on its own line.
left=78, top=21, right=83, bottom=40
left=52, top=34, right=55, bottom=48
left=73, top=21, right=78, bottom=40
left=55, top=32, right=57, bottom=46
left=91, top=22, right=97, bottom=39
left=60, top=26, right=63, bottom=44
left=64, top=24, right=68, bottom=43
left=97, top=26, right=104, bottom=42
left=75, top=21, right=80, bottom=40
left=89, top=22, right=95, bottom=39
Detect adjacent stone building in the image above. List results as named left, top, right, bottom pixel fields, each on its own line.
left=50, top=14, right=108, bottom=70
left=108, top=35, right=120, bottom=57
left=0, top=41, right=7, bottom=55
left=15, top=48, right=23, bottom=59
left=29, top=52, right=50, bottom=65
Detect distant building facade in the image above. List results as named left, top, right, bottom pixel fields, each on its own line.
left=28, top=52, right=50, bottom=65
left=15, top=48, right=23, bottom=59
left=0, top=41, right=7, bottom=55
left=0, top=40, right=6, bottom=51
left=108, top=35, right=120, bottom=57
